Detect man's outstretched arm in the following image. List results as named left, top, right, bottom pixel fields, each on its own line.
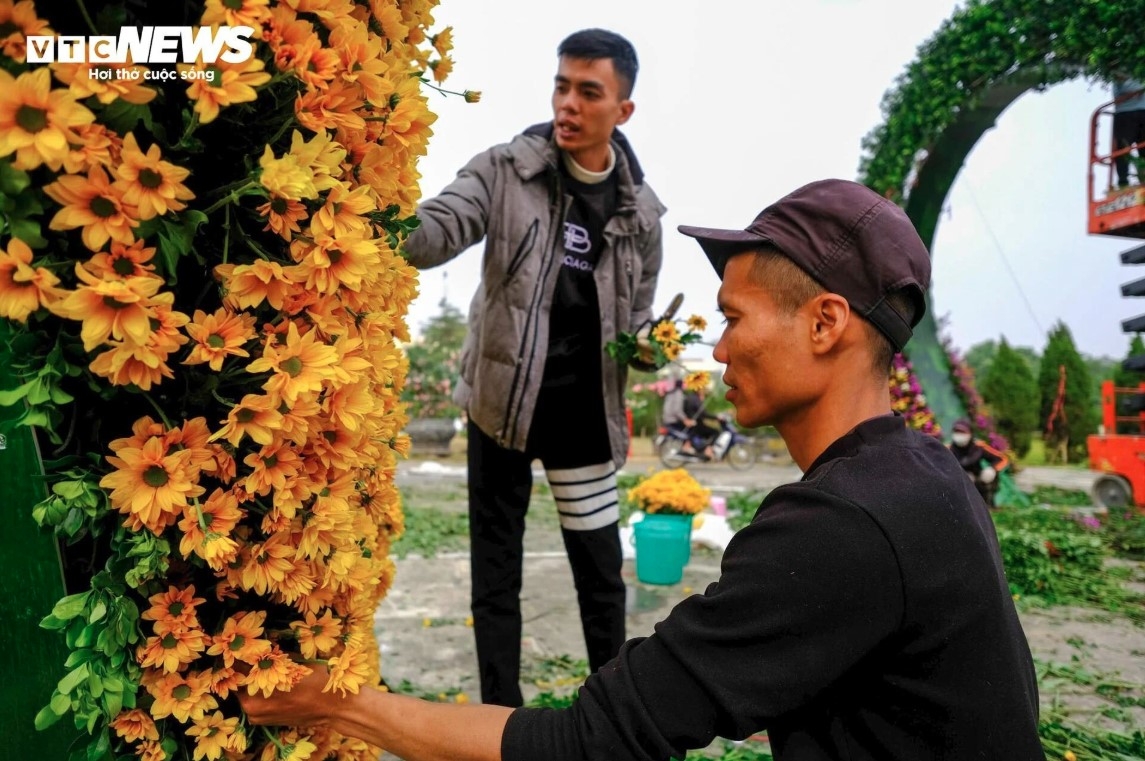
left=240, top=666, right=512, bottom=761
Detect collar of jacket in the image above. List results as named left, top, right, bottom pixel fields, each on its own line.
left=507, top=122, right=664, bottom=232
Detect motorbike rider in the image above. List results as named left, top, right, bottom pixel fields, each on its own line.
left=662, top=378, right=721, bottom=460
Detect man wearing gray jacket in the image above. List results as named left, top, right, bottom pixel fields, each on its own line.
left=402, top=28, right=665, bottom=706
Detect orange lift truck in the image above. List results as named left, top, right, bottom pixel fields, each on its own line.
left=1086, top=87, right=1145, bottom=510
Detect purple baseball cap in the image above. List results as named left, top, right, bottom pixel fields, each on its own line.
left=678, top=179, right=931, bottom=351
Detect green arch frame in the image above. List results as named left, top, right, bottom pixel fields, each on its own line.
left=857, top=0, right=1145, bottom=431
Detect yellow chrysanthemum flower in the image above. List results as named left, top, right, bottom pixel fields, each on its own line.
left=0, top=67, right=93, bottom=170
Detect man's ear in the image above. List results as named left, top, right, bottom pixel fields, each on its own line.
left=806, top=293, right=850, bottom=355
left=616, top=100, right=635, bottom=126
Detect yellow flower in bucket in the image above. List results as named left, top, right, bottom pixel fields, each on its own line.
left=626, top=468, right=710, bottom=516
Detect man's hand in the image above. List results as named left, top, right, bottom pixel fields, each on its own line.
left=635, top=323, right=655, bottom=364
left=238, top=664, right=343, bottom=728
left=980, top=466, right=997, bottom=484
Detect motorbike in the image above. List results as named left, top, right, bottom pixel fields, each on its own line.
left=654, top=415, right=758, bottom=470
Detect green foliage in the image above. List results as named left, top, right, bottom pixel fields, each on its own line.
left=391, top=506, right=469, bottom=559
left=991, top=506, right=1144, bottom=619
left=36, top=571, right=142, bottom=739
left=401, top=299, right=465, bottom=419
left=725, top=491, right=767, bottom=532
left=1037, top=323, right=1099, bottom=463
left=982, top=337, right=1039, bottom=456
left=1103, top=508, right=1145, bottom=561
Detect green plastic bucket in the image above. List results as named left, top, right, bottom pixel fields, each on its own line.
left=633, top=513, right=693, bottom=585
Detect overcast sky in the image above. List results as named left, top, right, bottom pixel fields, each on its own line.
left=405, top=0, right=1131, bottom=361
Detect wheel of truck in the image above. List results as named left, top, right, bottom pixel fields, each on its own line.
left=658, top=438, right=687, bottom=468
left=1092, top=475, right=1133, bottom=510
left=727, top=441, right=756, bottom=470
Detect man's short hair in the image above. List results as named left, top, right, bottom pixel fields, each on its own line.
left=747, top=249, right=917, bottom=375
left=558, top=29, right=639, bottom=99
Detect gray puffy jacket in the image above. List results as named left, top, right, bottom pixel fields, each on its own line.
left=403, top=125, right=665, bottom=465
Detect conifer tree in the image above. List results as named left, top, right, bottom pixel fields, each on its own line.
left=981, top=337, right=1038, bottom=456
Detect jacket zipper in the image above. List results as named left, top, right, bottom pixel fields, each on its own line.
left=500, top=180, right=567, bottom=447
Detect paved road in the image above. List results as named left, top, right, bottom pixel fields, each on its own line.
left=399, top=451, right=1099, bottom=500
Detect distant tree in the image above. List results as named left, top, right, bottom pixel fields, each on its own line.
left=963, top=340, right=998, bottom=383
left=401, top=299, right=467, bottom=419
left=981, top=337, right=1038, bottom=457
left=1037, top=322, right=1098, bottom=463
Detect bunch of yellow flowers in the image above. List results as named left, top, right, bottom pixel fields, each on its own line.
left=627, top=468, right=711, bottom=516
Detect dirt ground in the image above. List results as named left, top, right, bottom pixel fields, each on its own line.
left=372, top=444, right=1144, bottom=757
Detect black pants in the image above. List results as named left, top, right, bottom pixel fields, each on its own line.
left=466, top=389, right=625, bottom=707
left=1114, top=110, right=1145, bottom=186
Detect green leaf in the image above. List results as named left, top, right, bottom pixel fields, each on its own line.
left=64, top=649, right=93, bottom=668
left=102, top=691, right=122, bottom=722
left=51, top=592, right=91, bottom=621
left=89, top=600, right=107, bottom=624
left=34, top=704, right=64, bottom=731
left=58, top=663, right=89, bottom=695
left=0, top=160, right=31, bottom=196
left=49, top=691, right=71, bottom=715
left=40, top=613, right=68, bottom=630
left=9, top=217, right=47, bottom=248
left=74, top=624, right=95, bottom=649
left=0, top=378, right=35, bottom=406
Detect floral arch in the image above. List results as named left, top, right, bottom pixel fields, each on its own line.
left=859, top=0, right=1145, bottom=431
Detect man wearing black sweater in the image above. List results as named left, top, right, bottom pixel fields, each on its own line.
left=240, top=180, right=1045, bottom=760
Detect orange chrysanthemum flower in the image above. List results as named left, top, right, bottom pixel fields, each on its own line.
left=84, top=239, right=157, bottom=280
left=135, top=740, right=166, bottom=761
left=49, top=264, right=162, bottom=350
left=184, top=307, right=257, bottom=371
left=88, top=339, right=176, bottom=391
left=236, top=533, right=296, bottom=596
left=0, top=236, right=64, bottom=321
left=287, top=232, right=381, bottom=295
left=241, top=646, right=310, bottom=698
left=0, top=0, right=52, bottom=62
left=116, top=133, right=195, bottom=220
left=0, top=67, right=93, bottom=170
left=246, top=321, right=339, bottom=404
left=242, top=441, right=302, bottom=496
left=309, top=184, right=375, bottom=238
left=142, top=585, right=206, bottom=634
left=206, top=611, right=272, bottom=668
left=101, top=437, right=204, bottom=535
left=290, top=610, right=342, bottom=660
left=206, top=663, right=241, bottom=700
left=51, top=61, right=157, bottom=106
left=429, top=55, right=453, bottom=84
left=185, top=711, right=246, bottom=761
left=178, top=54, right=271, bottom=124
left=43, top=165, right=138, bottom=251
left=146, top=670, right=217, bottom=723
left=324, top=642, right=371, bottom=696
left=210, top=392, right=284, bottom=447
left=61, top=122, right=122, bottom=174
left=256, top=195, right=308, bottom=241
left=136, top=626, right=207, bottom=673
left=215, top=260, right=295, bottom=311
left=178, top=490, right=243, bottom=570
left=109, top=708, right=159, bottom=743
left=201, top=0, right=272, bottom=29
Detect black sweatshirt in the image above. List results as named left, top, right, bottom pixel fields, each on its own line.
left=502, top=415, right=1044, bottom=760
